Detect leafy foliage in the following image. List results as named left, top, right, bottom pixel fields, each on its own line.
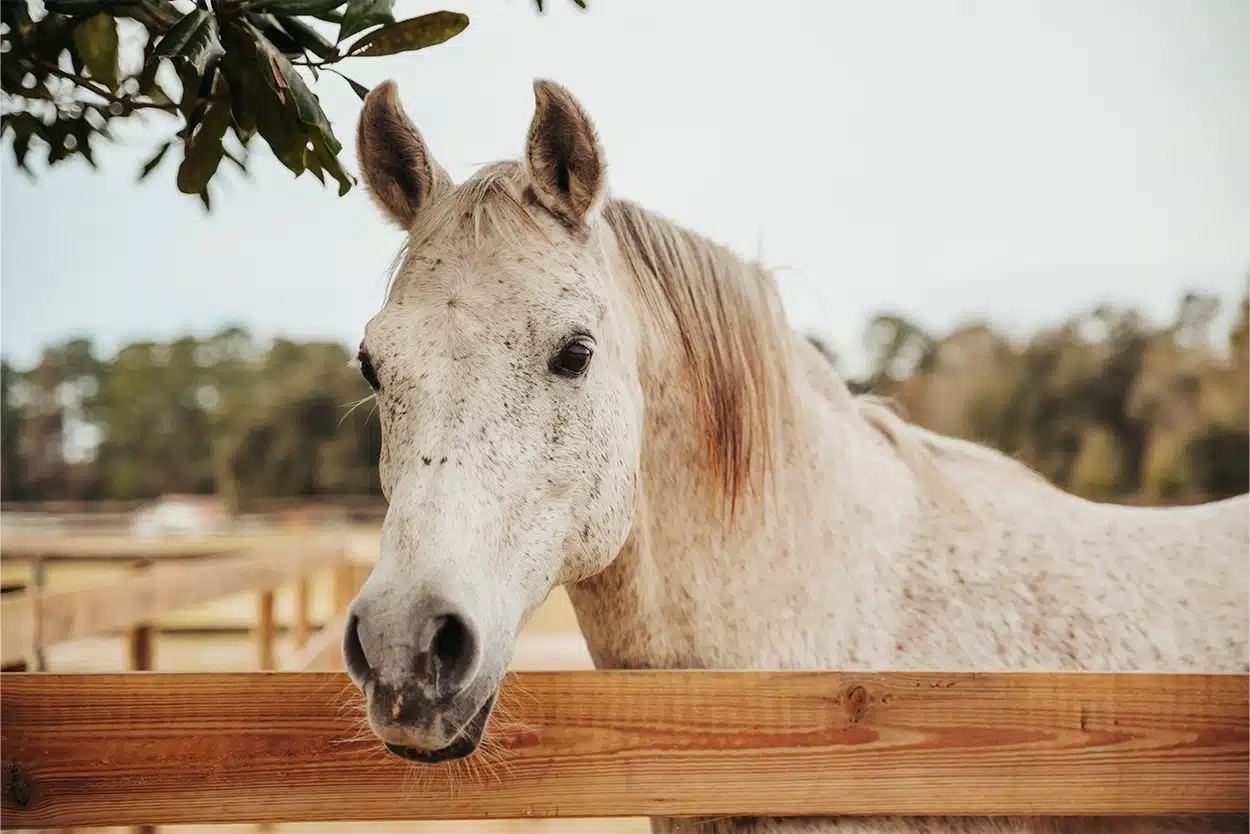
left=1, top=0, right=582, bottom=207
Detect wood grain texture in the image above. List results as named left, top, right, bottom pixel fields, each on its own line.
left=0, top=537, right=346, bottom=665
left=1, top=671, right=1245, bottom=828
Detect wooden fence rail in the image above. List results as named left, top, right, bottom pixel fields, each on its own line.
left=1, top=671, right=1245, bottom=828
left=0, top=531, right=336, bottom=561
left=0, top=535, right=348, bottom=666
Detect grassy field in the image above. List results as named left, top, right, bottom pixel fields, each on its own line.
left=1, top=526, right=650, bottom=833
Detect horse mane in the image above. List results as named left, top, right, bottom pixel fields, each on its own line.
left=852, top=394, right=1051, bottom=493
left=395, top=161, right=792, bottom=514
left=600, top=198, right=792, bottom=514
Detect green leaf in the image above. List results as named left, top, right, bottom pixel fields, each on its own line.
left=223, top=144, right=248, bottom=174
left=45, top=122, right=70, bottom=166
left=138, top=140, right=172, bottom=180
left=244, top=20, right=341, bottom=155
left=337, top=0, right=393, bottom=43
left=173, top=61, right=203, bottom=120
left=303, top=144, right=325, bottom=183
left=73, top=12, right=120, bottom=91
left=44, top=0, right=125, bottom=15
left=117, top=0, right=182, bottom=30
left=134, top=57, right=174, bottom=106
left=145, top=82, right=175, bottom=107
left=247, top=0, right=344, bottom=15
left=276, top=15, right=338, bottom=59
left=70, top=45, right=87, bottom=77
left=227, top=79, right=258, bottom=142
left=177, top=95, right=231, bottom=194
left=70, top=117, right=99, bottom=166
left=12, top=127, right=34, bottom=171
left=251, top=92, right=307, bottom=174
left=220, top=23, right=308, bottom=175
left=312, top=131, right=353, bottom=195
left=283, top=59, right=340, bottom=154
left=534, top=0, right=542, bottom=10
left=328, top=69, right=368, bottom=100
left=240, top=21, right=288, bottom=103
left=571, top=0, right=586, bottom=7
left=346, top=10, right=467, bottom=57
left=312, top=8, right=344, bottom=23
left=2, top=113, right=42, bottom=171
left=153, top=9, right=225, bottom=76
left=245, top=12, right=305, bottom=55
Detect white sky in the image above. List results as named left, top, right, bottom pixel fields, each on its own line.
left=2, top=0, right=1247, bottom=374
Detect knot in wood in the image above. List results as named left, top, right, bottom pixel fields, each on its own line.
left=6, top=763, right=31, bottom=808
left=845, top=685, right=870, bottom=725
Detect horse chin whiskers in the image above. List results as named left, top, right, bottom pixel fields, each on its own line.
left=374, top=689, right=498, bottom=765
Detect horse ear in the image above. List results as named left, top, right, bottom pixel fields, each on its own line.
left=524, top=79, right=605, bottom=225
left=357, top=80, right=452, bottom=229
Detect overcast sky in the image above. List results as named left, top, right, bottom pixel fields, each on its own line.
left=2, top=0, right=1246, bottom=373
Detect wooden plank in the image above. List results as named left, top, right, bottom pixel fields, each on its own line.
left=1, top=671, right=1245, bottom=828
left=126, top=616, right=157, bottom=834
left=281, top=613, right=347, bottom=671
left=0, top=537, right=346, bottom=666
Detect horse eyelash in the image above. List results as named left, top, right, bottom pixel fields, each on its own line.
left=358, top=350, right=380, bottom=390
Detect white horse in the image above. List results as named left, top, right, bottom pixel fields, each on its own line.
left=342, top=78, right=1250, bottom=834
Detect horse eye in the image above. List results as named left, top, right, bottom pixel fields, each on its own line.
left=358, top=351, right=380, bottom=390
left=552, top=339, right=593, bottom=377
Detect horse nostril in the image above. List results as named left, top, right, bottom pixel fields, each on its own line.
left=429, top=613, right=475, bottom=695
left=343, top=614, right=372, bottom=684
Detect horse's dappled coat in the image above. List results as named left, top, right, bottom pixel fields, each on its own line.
left=345, top=78, right=1249, bottom=834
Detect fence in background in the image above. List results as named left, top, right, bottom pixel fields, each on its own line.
left=0, top=532, right=365, bottom=674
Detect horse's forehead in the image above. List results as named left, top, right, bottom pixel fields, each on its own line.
left=369, top=236, right=600, bottom=356
left=392, top=216, right=602, bottom=301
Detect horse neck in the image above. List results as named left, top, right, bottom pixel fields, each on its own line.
left=566, top=250, right=926, bottom=670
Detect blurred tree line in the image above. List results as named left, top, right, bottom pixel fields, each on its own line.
left=2, top=288, right=1247, bottom=509
left=831, top=288, right=1249, bottom=504
left=0, top=327, right=380, bottom=509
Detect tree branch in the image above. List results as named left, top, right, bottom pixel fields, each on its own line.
left=35, top=63, right=179, bottom=114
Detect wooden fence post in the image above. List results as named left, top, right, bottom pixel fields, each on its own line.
left=255, top=587, right=278, bottom=834
left=126, top=625, right=153, bottom=673
left=26, top=555, right=46, bottom=672
left=294, top=576, right=311, bottom=650
left=256, top=590, right=276, bottom=671
left=333, top=563, right=357, bottom=615
left=286, top=510, right=313, bottom=654
left=126, top=558, right=155, bottom=677
left=127, top=561, right=155, bottom=834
